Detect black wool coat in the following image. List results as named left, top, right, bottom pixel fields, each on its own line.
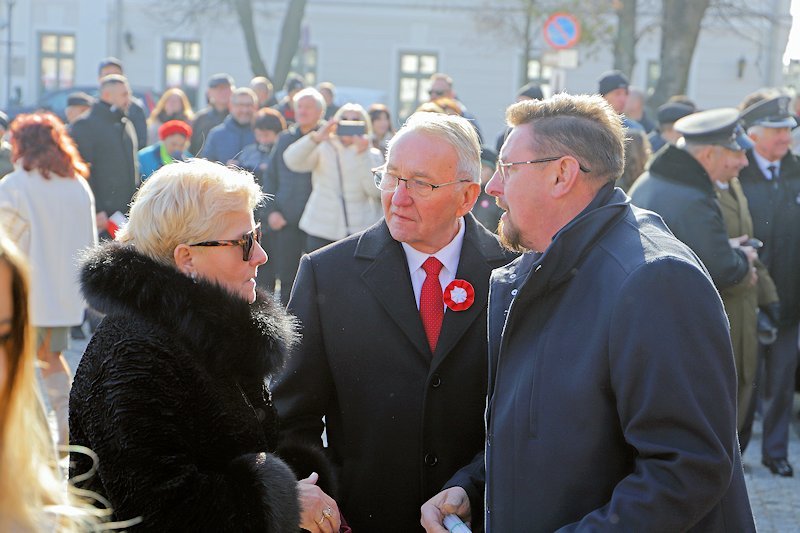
left=738, top=149, right=800, bottom=326
left=273, top=214, right=515, bottom=532
left=629, top=145, right=750, bottom=291
left=69, top=243, right=335, bottom=531
left=70, top=101, right=139, bottom=215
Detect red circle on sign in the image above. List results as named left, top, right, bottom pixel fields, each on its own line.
left=543, top=12, right=581, bottom=50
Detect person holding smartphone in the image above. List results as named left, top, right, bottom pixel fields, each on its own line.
left=283, top=103, right=383, bottom=252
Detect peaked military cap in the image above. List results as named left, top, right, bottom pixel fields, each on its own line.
left=740, top=95, right=797, bottom=129
left=675, top=107, right=754, bottom=151
left=657, top=102, right=694, bottom=125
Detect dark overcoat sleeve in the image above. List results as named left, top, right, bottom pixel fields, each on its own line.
left=561, top=258, right=739, bottom=530
left=272, top=253, right=335, bottom=448
left=667, top=196, right=749, bottom=291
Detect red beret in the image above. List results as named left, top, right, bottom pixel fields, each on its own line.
left=158, top=120, right=192, bottom=141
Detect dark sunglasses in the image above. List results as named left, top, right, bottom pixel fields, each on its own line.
left=189, top=224, right=262, bottom=261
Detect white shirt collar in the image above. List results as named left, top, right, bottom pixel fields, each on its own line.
left=401, top=217, right=465, bottom=276
left=752, top=149, right=781, bottom=179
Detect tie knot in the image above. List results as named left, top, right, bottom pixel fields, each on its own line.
left=768, top=165, right=778, bottom=178
left=422, top=256, right=443, bottom=276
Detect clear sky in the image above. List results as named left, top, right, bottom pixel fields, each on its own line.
left=785, top=0, right=799, bottom=63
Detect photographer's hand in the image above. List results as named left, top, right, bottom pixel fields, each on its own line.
left=311, top=120, right=336, bottom=144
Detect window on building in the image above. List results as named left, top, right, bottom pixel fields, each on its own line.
left=527, top=58, right=553, bottom=96
left=39, top=33, right=75, bottom=96
left=291, top=46, right=318, bottom=87
left=164, top=39, right=202, bottom=106
left=397, top=52, right=438, bottom=123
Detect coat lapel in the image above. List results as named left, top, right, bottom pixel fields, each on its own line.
left=431, top=216, right=502, bottom=370
left=357, top=222, right=431, bottom=358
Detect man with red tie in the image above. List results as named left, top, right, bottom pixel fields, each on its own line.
left=273, top=112, right=513, bottom=532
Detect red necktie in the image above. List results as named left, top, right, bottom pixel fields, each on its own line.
left=420, top=257, right=444, bottom=353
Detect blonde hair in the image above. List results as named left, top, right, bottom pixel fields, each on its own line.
left=333, top=103, right=373, bottom=138
left=117, top=159, right=264, bottom=265
left=0, top=234, right=101, bottom=530
left=148, top=88, right=195, bottom=126
left=388, top=111, right=481, bottom=183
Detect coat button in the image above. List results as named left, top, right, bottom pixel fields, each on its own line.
left=424, top=453, right=438, bottom=467
left=431, top=374, right=442, bottom=388
left=511, top=289, right=518, bottom=296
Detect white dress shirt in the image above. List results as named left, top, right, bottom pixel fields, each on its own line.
left=752, top=149, right=781, bottom=179
left=401, top=217, right=466, bottom=310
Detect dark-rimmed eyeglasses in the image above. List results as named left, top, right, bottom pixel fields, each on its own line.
left=428, top=89, right=447, bottom=97
left=189, top=224, right=262, bottom=261
left=496, top=156, right=591, bottom=182
left=373, top=168, right=470, bottom=198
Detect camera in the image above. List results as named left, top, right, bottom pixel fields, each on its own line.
left=337, top=120, right=366, bottom=137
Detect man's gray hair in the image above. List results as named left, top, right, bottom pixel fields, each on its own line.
left=388, top=112, right=481, bottom=183
left=293, top=88, right=326, bottom=114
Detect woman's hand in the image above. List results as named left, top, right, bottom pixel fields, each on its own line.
left=298, top=472, right=342, bottom=532
left=311, top=121, right=337, bottom=144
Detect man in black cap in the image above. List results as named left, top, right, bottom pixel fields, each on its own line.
left=190, top=73, right=234, bottom=155
left=275, top=74, right=306, bottom=126
left=736, top=94, right=800, bottom=477
left=65, top=92, right=94, bottom=125
left=98, top=57, right=148, bottom=149
left=648, top=102, right=695, bottom=152
left=598, top=69, right=644, bottom=131
left=0, top=111, right=11, bottom=178
left=630, top=108, right=757, bottom=294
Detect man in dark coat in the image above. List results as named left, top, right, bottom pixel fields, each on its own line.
left=422, top=94, right=754, bottom=532
left=97, top=57, right=147, bottom=149
left=202, top=87, right=257, bottom=164
left=191, top=73, right=234, bottom=155
left=648, top=101, right=695, bottom=153
left=262, top=88, right=324, bottom=304
left=629, top=108, right=756, bottom=292
left=737, top=94, right=800, bottom=477
left=273, top=112, right=513, bottom=533
left=71, top=74, right=139, bottom=234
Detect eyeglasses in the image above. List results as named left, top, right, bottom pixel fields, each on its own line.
left=189, top=224, right=262, bottom=261
left=496, top=156, right=592, bottom=182
left=428, top=89, right=447, bottom=97
left=373, top=168, right=470, bottom=198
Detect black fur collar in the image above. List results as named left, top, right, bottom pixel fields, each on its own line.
left=80, top=242, right=297, bottom=379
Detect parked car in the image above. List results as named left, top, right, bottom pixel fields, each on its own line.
left=2, top=85, right=160, bottom=122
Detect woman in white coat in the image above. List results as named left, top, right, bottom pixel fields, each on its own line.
left=0, top=112, right=97, bottom=448
left=283, top=103, right=382, bottom=251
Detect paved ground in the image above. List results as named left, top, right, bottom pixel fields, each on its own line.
left=64, top=335, right=800, bottom=528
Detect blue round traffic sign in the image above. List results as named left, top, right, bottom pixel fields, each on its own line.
left=544, top=12, right=581, bottom=50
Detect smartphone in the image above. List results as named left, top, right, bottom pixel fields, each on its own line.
left=744, top=238, right=763, bottom=249
left=337, top=120, right=366, bottom=137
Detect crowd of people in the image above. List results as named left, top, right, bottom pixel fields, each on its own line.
left=0, top=53, right=800, bottom=531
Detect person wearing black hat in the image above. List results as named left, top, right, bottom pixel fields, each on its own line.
left=736, top=94, right=800, bottom=477
left=598, top=69, right=644, bottom=132
left=648, top=102, right=695, bottom=152
left=630, top=108, right=757, bottom=293
left=65, top=92, right=94, bottom=125
left=190, top=73, right=234, bottom=155
left=0, top=111, right=11, bottom=178
left=494, top=83, right=545, bottom=153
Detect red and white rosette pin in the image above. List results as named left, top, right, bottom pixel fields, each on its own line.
left=444, top=279, right=475, bottom=311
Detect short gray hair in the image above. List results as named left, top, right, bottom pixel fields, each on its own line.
left=388, top=112, right=481, bottom=183
left=293, top=88, right=326, bottom=114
